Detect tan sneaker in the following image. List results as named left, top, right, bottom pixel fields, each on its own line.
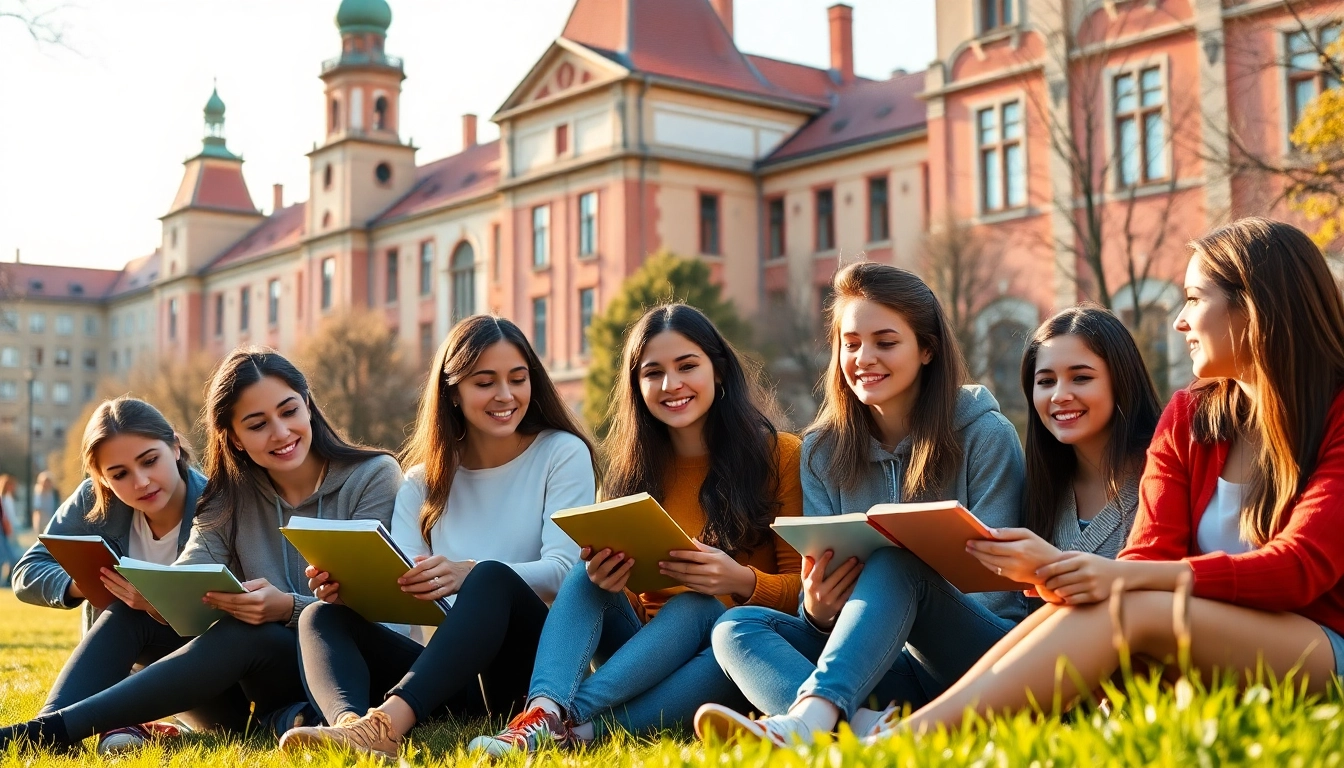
left=278, top=709, right=400, bottom=759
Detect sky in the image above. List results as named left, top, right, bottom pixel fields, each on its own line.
left=0, top=0, right=936, bottom=272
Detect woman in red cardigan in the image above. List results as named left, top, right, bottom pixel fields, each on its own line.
left=864, top=217, right=1344, bottom=739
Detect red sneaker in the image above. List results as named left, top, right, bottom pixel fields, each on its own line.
left=467, top=706, right=577, bottom=756
left=97, top=721, right=182, bottom=755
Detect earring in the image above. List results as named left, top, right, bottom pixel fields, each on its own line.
left=717, top=382, right=725, bottom=398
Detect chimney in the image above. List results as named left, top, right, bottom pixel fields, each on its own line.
left=710, top=0, right=733, bottom=38
left=828, top=3, right=854, bottom=85
left=272, top=184, right=284, bottom=213
left=462, top=114, right=478, bottom=151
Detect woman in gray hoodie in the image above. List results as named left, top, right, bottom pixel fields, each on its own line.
left=698, top=262, right=1028, bottom=746
left=1, top=348, right=402, bottom=751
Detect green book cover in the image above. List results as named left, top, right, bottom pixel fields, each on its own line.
left=114, top=559, right=246, bottom=637
left=281, top=518, right=448, bottom=627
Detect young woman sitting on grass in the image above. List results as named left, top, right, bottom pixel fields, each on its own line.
left=11, top=397, right=247, bottom=754
left=278, top=315, right=597, bottom=759
left=694, top=262, right=1029, bottom=746
left=468, top=303, right=803, bottom=755
left=1, top=348, right=402, bottom=751
left=864, top=217, right=1344, bottom=740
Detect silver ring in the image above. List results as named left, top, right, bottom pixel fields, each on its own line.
left=432, top=576, right=441, bottom=587
left=996, top=566, right=1003, bottom=576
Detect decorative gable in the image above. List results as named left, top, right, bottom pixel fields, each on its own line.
left=532, top=54, right=600, bottom=102
left=495, top=39, right=627, bottom=119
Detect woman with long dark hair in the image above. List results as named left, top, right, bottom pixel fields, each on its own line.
left=469, top=303, right=803, bottom=755
left=279, top=316, right=596, bottom=759
left=1, top=348, right=401, bottom=750
left=864, top=217, right=1344, bottom=739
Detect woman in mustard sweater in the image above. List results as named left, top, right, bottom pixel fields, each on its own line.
left=469, top=303, right=802, bottom=754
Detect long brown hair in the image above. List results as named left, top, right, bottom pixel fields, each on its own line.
left=602, top=304, right=782, bottom=553
left=1020, top=306, right=1161, bottom=538
left=82, top=396, right=193, bottom=523
left=401, top=315, right=595, bottom=545
left=1188, top=217, right=1344, bottom=545
left=806, top=262, right=967, bottom=499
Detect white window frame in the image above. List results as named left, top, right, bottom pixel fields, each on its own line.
left=1279, top=17, right=1343, bottom=153
left=969, top=91, right=1029, bottom=215
left=1104, top=57, right=1171, bottom=192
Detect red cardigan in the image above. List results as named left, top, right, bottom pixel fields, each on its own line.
left=1121, top=387, right=1344, bottom=635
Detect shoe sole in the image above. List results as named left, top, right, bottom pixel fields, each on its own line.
left=277, top=729, right=395, bottom=761
left=694, top=705, right=771, bottom=746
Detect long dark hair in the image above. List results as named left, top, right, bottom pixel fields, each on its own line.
left=806, top=262, right=967, bottom=499
left=82, top=396, right=193, bottom=523
left=402, top=315, right=596, bottom=545
left=602, top=304, right=782, bottom=554
left=1187, top=218, right=1344, bottom=545
left=199, top=347, right=390, bottom=531
left=1020, top=305, right=1161, bottom=538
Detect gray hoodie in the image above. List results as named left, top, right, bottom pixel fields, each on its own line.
left=175, top=453, right=401, bottom=627
left=801, top=384, right=1027, bottom=622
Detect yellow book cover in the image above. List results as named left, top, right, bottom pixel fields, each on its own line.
left=281, top=518, right=447, bottom=627
left=550, top=493, right=697, bottom=594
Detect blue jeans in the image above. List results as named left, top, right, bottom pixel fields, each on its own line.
left=712, top=546, right=1017, bottom=719
left=528, top=566, right=749, bottom=735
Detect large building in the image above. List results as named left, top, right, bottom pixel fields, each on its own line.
left=1, top=0, right=1335, bottom=462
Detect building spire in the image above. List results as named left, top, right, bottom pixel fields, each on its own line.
left=199, top=83, right=239, bottom=160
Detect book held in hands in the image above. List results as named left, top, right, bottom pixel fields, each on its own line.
left=37, top=534, right=121, bottom=611
left=550, top=493, right=699, bottom=594
left=114, top=559, right=247, bottom=637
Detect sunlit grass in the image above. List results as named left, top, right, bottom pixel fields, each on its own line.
left=3, top=588, right=1342, bottom=767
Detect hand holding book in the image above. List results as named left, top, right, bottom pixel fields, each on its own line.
left=399, top=554, right=476, bottom=600
left=202, top=578, right=292, bottom=625
left=659, top=540, right=757, bottom=601
left=801, top=551, right=863, bottom=631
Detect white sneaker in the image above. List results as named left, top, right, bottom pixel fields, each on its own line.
left=96, top=722, right=181, bottom=755
left=693, top=704, right=816, bottom=748
left=858, top=703, right=901, bottom=744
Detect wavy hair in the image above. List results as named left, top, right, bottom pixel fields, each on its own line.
left=81, top=397, right=193, bottom=523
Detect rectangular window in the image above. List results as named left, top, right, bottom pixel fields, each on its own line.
left=214, top=294, right=224, bottom=336
left=1287, top=25, right=1342, bottom=130
left=555, top=124, right=569, bottom=157
left=32, top=346, right=44, bottom=367
left=83, top=350, right=96, bottom=370
left=55, top=314, right=73, bottom=335
left=0, top=311, right=16, bottom=332
left=240, top=286, right=251, bottom=332
left=168, top=298, right=178, bottom=339
left=321, top=257, right=335, bottom=310
left=579, top=192, right=598, bottom=256
left=0, top=347, right=18, bottom=367
left=815, top=188, right=835, bottom=251
left=84, top=315, right=98, bottom=335
left=54, top=347, right=69, bottom=367
left=699, top=193, right=721, bottom=255
left=419, top=322, right=434, bottom=364
left=767, top=198, right=786, bottom=259
left=31, top=415, right=44, bottom=439
left=0, top=381, right=14, bottom=400
left=386, top=249, right=399, bottom=303
left=868, top=177, right=890, bottom=242
left=532, top=205, right=550, bottom=268
left=31, top=381, right=44, bottom=403
left=980, top=0, right=1013, bottom=33
left=28, top=313, right=45, bottom=334
left=419, top=241, right=434, bottom=296
left=268, top=279, right=281, bottom=325
left=82, top=382, right=94, bottom=403
left=111, top=350, right=119, bottom=371
left=978, top=100, right=1026, bottom=211
left=53, top=418, right=67, bottom=441
left=532, top=297, right=548, bottom=358
left=579, top=288, right=595, bottom=357
left=52, top=382, right=70, bottom=404
left=491, top=223, right=502, bottom=282
left=1113, top=66, right=1166, bottom=187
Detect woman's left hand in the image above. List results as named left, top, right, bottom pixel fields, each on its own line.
left=399, top=555, right=476, bottom=601
left=203, top=578, right=295, bottom=624
left=100, top=567, right=155, bottom=613
left=661, top=540, right=756, bottom=601
left=966, top=527, right=1063, bottom=584
left=1036, top=553, right=1121, bottom=605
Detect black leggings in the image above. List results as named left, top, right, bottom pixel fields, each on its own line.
left=297, top=560, right=548, bottom=724
left=40, top=601, right=249, bottom=732
left=53, top=613, right=307, bottom=740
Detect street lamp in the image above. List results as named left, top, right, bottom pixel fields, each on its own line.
left=24, top=366, right=34, bottom=531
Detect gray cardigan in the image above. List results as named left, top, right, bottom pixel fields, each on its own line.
left=1049, top=473, right=1140, bottom=560
left=13, top=468, right=207, bottom=633
left=176, top=453, right=401, bottom=627
left=800, top=385, right=1028, bottom=623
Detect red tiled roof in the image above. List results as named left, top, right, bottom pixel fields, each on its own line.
left=745, top=55, right=847, bottom=103
left=1, top=261, right=123, bottom=301
left=765, top=70, right=927, bottom=164
left=209, top=202, right=307, bottom=271
left=560, top=0, right=829, bottom=108
left=106, top=250, right=162, bottom=298
left=374, top=140, right=501, bottom=225
left=193, top=163, right=258, bottom=213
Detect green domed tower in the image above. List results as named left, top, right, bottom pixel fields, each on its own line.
left=199, top=86, right=239, bottom=160
left=335, top=0, right=392, bottom=35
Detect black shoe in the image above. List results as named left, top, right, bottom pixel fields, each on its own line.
left=257, top=701, right=321, bottom=738
left=0, top=715, right=74, bottom=752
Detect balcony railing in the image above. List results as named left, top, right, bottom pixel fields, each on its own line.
left=321, top=52, right=404, bottom=74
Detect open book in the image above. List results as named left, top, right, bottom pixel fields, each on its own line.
left=114, top=558, right=247, bottom=637
left=771, top=500, right=1032, bottom=593
left=281, top=517, right=449, bottom=626
left=551, top=493, right=698, bottom=594
left=38, top=534, right=121, bottom=611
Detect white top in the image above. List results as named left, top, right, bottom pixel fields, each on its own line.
left=128, top=511, right=182, bottom=565
left=391, top=429, right=594, bottom=608
left=1195, top=478, right=1253, bottom=555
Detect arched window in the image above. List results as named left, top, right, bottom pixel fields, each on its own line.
left=986, top=319, right=1030, bottom=419
left=1113, top=278, right=1186, bottom=401
left=329, top=97, right=341, bottom=133
left=451, top=241, right=475, bottom=323
left=374, top=96, right=389, bottom=131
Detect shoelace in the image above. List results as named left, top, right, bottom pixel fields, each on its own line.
left=343, top=713, right=394, bottom=746
left=500, top=709, right=554, bottom=745
left=759, top=716, right=809, bottom=748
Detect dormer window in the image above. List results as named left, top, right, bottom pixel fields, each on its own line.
left=28, top=280, right=43, bottom=292
left=69, top=284, right=84, bottom=296
left=980, top=0, right=1015, bottom=34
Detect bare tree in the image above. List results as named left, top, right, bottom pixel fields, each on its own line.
left=919, top=218, right=1006, bottom=380
left=0, top=0, right=70, bottom=47
left=750, top=291, right=827, bottom=429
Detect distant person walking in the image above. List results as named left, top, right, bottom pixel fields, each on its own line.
left=32, top=472, right=59, bottom=534
left=0, top=475, right=20, bottom=587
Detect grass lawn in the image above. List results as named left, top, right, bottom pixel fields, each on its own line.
left=4, top=588, right=1344, bottom=767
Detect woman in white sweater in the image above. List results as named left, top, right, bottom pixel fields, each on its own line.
left=280, top=316, right=597, bottom=759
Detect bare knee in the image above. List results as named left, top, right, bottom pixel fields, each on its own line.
left=1117, top=590, right=1178, bottom=656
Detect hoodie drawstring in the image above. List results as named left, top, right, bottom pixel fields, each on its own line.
left=276, top=494, right=323, bottom=595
